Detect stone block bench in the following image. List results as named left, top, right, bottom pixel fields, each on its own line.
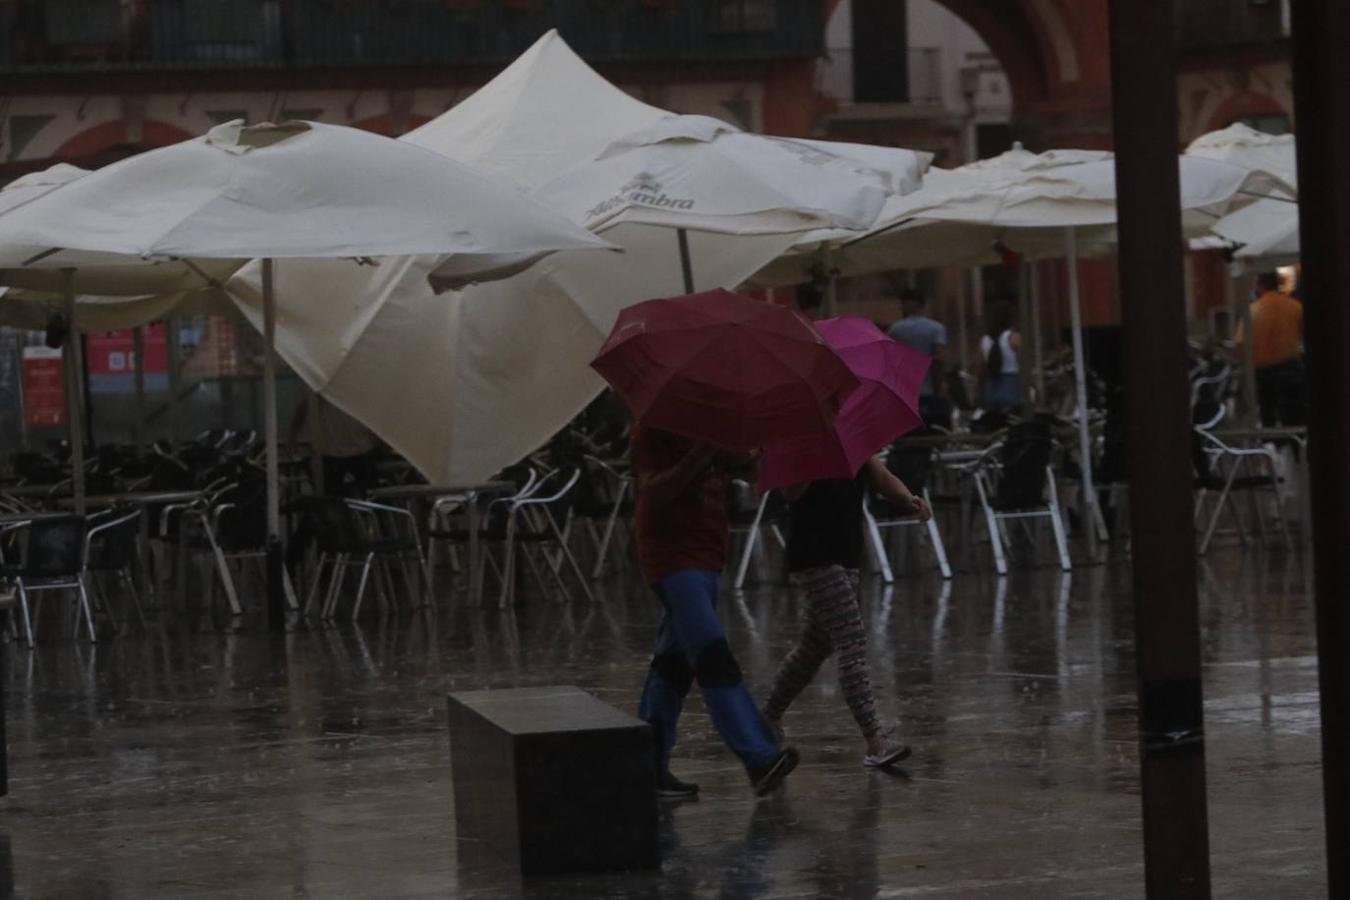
left=447, top=685, right=658, bottom=875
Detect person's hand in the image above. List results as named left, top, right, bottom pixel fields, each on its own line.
left=905, top=493, right=932, bottom=522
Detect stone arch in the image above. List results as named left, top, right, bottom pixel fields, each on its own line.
left=926, top=0, right=1053, bottom=113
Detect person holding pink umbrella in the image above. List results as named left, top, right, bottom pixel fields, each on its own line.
left=758, top=317, right=932, bottom=768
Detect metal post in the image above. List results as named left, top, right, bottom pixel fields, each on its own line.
left=62, top=269, right=86, bottom=517
left=132, top=325, right=146, bottom=445
left=676, top=228, right=694, bottom=295
left=1107, top=1, right=1212, bottom=896
left=1065, top=228, right=1099, bottom=558
left=262, top=258, right=285, bottom=630
left=1289, top=0, right=1350, bottom=891
left=165, top=319, right=181, bottom=441
left=1029, top=259, right=1046, bottom=405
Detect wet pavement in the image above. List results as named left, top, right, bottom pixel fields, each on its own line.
left=0, top=547, right=1327, bottom=898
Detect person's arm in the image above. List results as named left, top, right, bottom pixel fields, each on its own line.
left=638, top=441, right=718, bottom=507
left=864, top=457, right=931, bottom=521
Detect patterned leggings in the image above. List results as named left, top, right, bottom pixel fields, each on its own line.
left=764, top=565, right=879, bottom=737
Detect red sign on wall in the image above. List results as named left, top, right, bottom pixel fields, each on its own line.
left=22, top=346, right=65, bottom=430
left=86, top=324, right=168, bottom=376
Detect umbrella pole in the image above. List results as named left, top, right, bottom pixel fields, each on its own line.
left=1029, top=259, right=1046, bottom=406
left=133, top=325, right=146, bottom=446
left=1065, top=227, right=1099, bottom=560
left=165, top=319, right=181, bottom=442
left=62, top=269, right=86, bottom=517
left=677, top=228, right=695, bottom=294
left=262, top=258, right=286, bottom=631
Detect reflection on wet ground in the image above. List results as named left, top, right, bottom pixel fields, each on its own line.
left=0, top=547, right=1326, bottom=897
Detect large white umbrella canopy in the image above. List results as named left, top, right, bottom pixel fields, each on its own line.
left=0, top=163, right=88, bottom=215
left=532, top=114, right=907, bottom=235
left=750, top=144, right=1287, bottom=558
left=751, top=146, right=1286, bottom=285
left=0, top=119, right=612, bottom=283
left=230, top=31, right=863, bottom=485
left=1185, top=124, right=1298, bottom=265
left=0, top=117, right=614, bottom=588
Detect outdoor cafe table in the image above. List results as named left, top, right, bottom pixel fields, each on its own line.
left=366, top=481, right=515, bottom=604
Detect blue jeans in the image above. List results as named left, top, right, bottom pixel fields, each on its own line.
left=638, top=569, right=780, bottom=773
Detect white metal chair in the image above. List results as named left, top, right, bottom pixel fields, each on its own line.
left=969, top=423, right=1072, bottom=575
left=863, top=440, right=953, bottom=581
left=1193, top=419, right=1291, bottom=555
left=481, top=468, right=594, bottom=608
left=0, top=514, right=96, bottom=647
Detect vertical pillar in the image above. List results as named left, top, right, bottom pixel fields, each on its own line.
left=1289, top=1, right=1350, bottom=892
left=1106, top=1, right=1212, bottom=896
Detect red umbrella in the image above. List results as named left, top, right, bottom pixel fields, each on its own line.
left=591, top=289, right=859, bottom=451
left=758, top=316, right=928, bottom=490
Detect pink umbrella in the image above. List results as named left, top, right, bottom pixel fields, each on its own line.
left=758, top=317, right=929, bottom=491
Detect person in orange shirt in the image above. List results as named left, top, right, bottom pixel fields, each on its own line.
left=1239, top=272, right=1305, bottom=426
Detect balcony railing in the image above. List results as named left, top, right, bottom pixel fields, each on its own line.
left=1175, top=0, right=1289, bottom=51
left=0, top=0, right=823, bottom=73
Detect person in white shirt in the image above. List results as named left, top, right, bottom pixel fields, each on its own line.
left=980, top=302, right=1023, bottom=412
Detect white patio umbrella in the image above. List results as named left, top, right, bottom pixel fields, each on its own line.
left=528, top=114, right=919, bottom=293
left=751, top=145, right=1288, bottom=556
left=236, top=31, right=924, bottom=486
left=1185, top=124, right=1299, bottom=266
left=0, top=119, right=614, bottom=611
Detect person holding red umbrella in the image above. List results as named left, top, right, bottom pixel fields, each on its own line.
left=593, top=289, right=863, bottom=799
left=631, top=430, right=799, bottom=799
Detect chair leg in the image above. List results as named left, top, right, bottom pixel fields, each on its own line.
left=974, top=475, right=1008, bottom=576
left=304, top=555, right=329, bottom=617
left=1046, top=470, right=1073, bottom=572
left=323, top=555, right=347, bottom=620
left=548, top=513, right=595, bottom=603
left=16, top=582, right=34, bottom=649
left=593, top=480, right=628, bottom=580
left=925, top=502, right=953, bottom=580
left=734, top=494, right=769, bottom=590
left=77, top=577, right=98, bottom=643
left=498, top=518, right=518, bottom=610
left=863, top=506, right=895, bottom=584
left=204, top=524, right=243, bottom=616
left=122, top=570, right=148, bottom=630
left=351, top=554, right=375, bottom=619
left=1201, top=464, right=1243, bottom=554
left=283, top=567, right=300, bottom=613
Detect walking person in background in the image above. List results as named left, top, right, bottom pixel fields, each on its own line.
left=1238, top=271, right=1305, bottom=426
left=887, top=287, right=951, bottom=428
left=980, top=301, right=1022, bottom=413
left=631, top=426, right=799, bottom=800
left=762, top=459, right=930, bottom=768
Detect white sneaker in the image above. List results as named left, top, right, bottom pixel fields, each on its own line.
left=863, top=729, right=912, bottom=768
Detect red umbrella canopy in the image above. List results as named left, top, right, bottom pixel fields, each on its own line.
left=758, top=316, right=929, bottom=490
left=591, top=289, right=859, bottom=451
